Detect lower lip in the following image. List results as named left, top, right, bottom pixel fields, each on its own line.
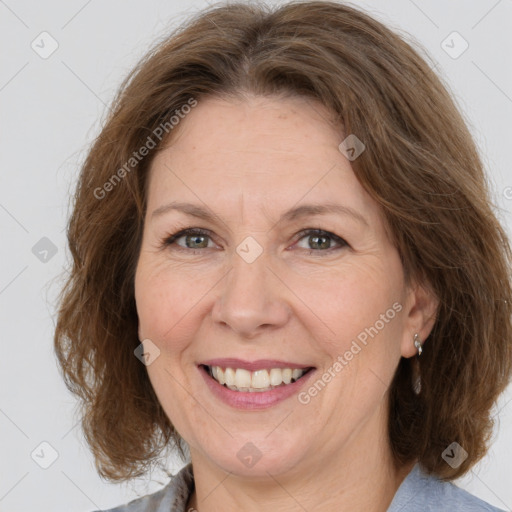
left=199, top=365, right=316, bottom=410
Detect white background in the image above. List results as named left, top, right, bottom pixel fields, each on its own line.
left=1, top=1, right=511, bottom=511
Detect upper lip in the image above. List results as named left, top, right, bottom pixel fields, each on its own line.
left=200, top=358, right=315, bottom=371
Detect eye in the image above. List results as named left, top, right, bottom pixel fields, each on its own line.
left=162, top=228, right=216, bottom=252
left=293, top=229, right=348, bottom=254
left=161, top=227, right=349, bottom=255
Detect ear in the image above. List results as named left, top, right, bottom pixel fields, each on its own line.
left=137, top=320, right=143, bottom=342
left=400, top=279, right=439, bottom=358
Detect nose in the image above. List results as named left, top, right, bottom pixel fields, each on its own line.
left=211, top=250, right=291, bottom=339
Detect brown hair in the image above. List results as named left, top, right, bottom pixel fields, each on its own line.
left=54, top=0, right=512, bottom=482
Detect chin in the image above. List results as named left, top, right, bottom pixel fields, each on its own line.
left=205, top=435, right=307, bottom=478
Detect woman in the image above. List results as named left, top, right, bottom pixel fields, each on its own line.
left=54, top=1, right=512, bottom=511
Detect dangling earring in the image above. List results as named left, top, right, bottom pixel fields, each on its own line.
left=413, top=333, right=422, bottom=356
left=412, top=333, right=422, bottom=394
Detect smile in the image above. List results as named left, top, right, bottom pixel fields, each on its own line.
left=198, top=358, right=316, bottom=409
left=203, top=365, right=312, bottom=392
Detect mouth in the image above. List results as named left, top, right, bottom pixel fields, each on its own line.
left=200, top=364, right=315, bottom=393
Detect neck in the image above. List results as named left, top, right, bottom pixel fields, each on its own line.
left=186, top=408, right=415, bottom=512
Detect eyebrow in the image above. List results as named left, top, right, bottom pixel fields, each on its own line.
left=151, top=201, right=368, bottom=227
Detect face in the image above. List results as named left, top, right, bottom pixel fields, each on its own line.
left=134, top=94, right=422, bottom=478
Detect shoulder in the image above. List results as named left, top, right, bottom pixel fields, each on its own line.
left=89, top=464, right=194, bottom=512
left=387, top=463, right=507, bottom=512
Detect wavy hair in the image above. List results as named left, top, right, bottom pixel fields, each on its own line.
left=54, top=0, right=512, bottom=481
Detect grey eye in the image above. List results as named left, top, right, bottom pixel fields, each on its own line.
left=295, top=230, right=345, bottom=251
left=177, top=233, right=212, bottom=249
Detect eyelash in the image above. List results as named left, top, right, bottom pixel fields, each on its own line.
left=160, top=227, right=349, bottom=256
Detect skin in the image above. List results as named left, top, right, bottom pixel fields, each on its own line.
left=134, top=94, right=438, bottom=512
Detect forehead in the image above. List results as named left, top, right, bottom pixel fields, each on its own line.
left=146, top=95, right=381, bottom=227
left=154, top=94, right=341, bottom=168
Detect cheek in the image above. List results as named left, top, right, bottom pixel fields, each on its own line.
left=135, top=257, right=226, bottom=362
left=134, top=243, right=404, bottom=356
left=300, top=258, right=403, bottom=347
left=135, top=262, right=193, bottom=346
left=135, top=264, right=203, bottom=429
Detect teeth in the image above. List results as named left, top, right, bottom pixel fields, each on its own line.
left=282, top=368, right=292, bottom=384
left=207, top=365, right=309, bottom=392
left=235, top=368, right=252, bottom=388
left=292, top=369, right=302, bottom=381
left=269, top=368, right=283, bottom=386
left=225, top=368, right=236, bottom=387
left=252, top=369, right=270, bottom=388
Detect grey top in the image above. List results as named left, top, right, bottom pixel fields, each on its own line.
left=95, top=462, right=506, bottom=512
